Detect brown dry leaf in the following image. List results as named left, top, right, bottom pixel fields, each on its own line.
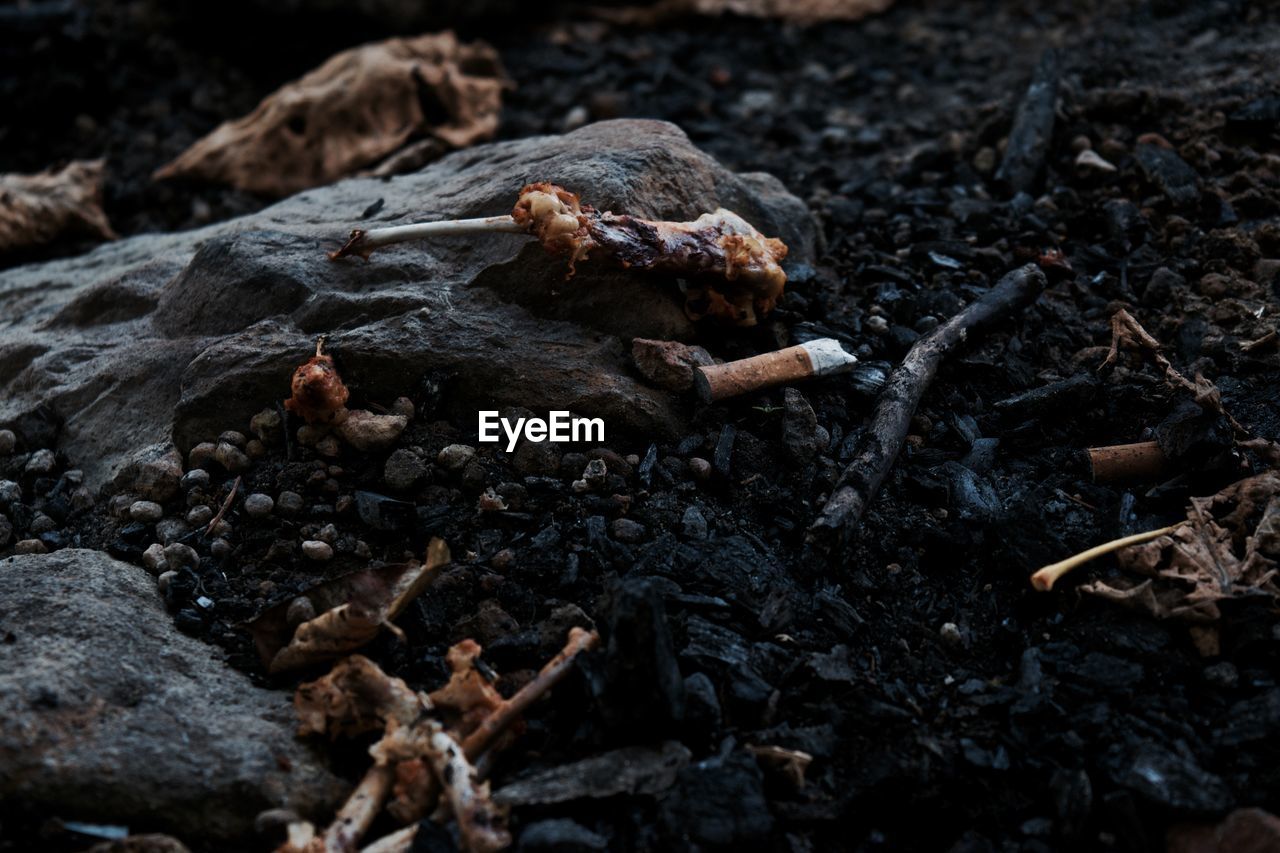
left=0, top=159, right=116, bottom=253
left=249, top=538, right=450, bottom=672
left=154, top=33, right=507, bottom=197
left=1102, top=308, right=1280, bottom=462
left=602, top=0, right=894, bottom=24
left=1081, top=471, right=1280, bottom=622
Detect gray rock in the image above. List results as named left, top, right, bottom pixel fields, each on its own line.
left=382, top=448, right=426, bottom=491
left=0, top=549, right=346, bottom=838
left=631, top=338, right=714, bottom=392
left=129, top=500, right=164, bottom=523
left=0, top=429, right=14, bottom=455
left=180, top=468, right=211, bottom=492
left=243, top=493, right=275, bottom=518
left=495, top=742, right=690, bottom=807
left=25, top=449, right=56, bottom=476
left=610, top=518, right=646, bottom=543
left=127, top=445, right=184, bottom=502
left=301, top=540, right=333, bottom=561
left=276, top=490, right=304, bottom=515
left=437, top=443, right=476, bottom=471
left=0, top=121, right=812, bottom=489
left=681, top=506, right=709, bottom=539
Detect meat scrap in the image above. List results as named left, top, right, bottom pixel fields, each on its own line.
left=330, top=183, right=789, bottom=326
left=283, top=338, right=409, bottom=451
left=0, top=159, right=116, bottom=253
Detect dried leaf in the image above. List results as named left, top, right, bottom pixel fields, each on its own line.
left=602, top=0, right=895, bottom=24
left=155, top=33, right=506, bottom=197
left=0, top=159, right=116, bottom=253
left=249, top=538, right=450, bottom=672
left=1081, top=471, right=1280, bottom=622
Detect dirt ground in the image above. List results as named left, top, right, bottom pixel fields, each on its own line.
left=2, top=0, right=1279, bottom=850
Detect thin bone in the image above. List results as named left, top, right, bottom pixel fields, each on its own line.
left=322, top=764, right=395, bottom=852
left=1030, top=525, right=1179, bottom=591
left=330, top=216, right=525, bottom=260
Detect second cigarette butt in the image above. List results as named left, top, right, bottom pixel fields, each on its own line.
left=1087, top=440, right=1168, bottom=484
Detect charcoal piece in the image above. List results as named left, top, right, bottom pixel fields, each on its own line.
left=993, top=373, right=1097, bottom=419
left=659, top=751, right=774, bottom=848
left=495, top=742, right=690, bottom=807
left=633, top=534, right=792, bottom=608
left=681, top=616, right=774, bottom=713
left=961, top=437, right=1000, bottom=475
left=584, top=578, right=685, bottom=736
left=518, top=819, right=608, bottom=852
left=995, top=49, right=1059, bottom=195
left=683, top=672, right=723, bottom=745
left=942, top=461, right=1002, bottom=523
left=1227, top=96, right=1280, bottom=131
left=354, top=490, right=414, bottom=531
left=1214, top=690, right=1280, bottom=747
left=1118, top=744, right=1233, bottom=813
left=1154, top=399, right=1233, bottom=467
left=713, top=424, right=735, bottom=480
left=1134, top=143, right=1200, bottom=207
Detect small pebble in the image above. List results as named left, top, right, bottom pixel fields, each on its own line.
left=25, top=449, right=56, bottom=476
left=164, top=542, right=200, bottom=570
left=142, top=543, right=168, bottom=574
left=245, top=439, right=267, bottom=459
left=180, top=469, right=211, bottom=491
left=14, top=539, right=47, bottom=555
left=391, top=397, right=415, bottom=419
left=582, top=458, right=607, bottom=488
left=478, top=488, right=508, bottom=511
left=296, top=425, right=325, bottom=447
left=438, top=444, right=476, bottom=471
left=210, top=538, right=233, bottom=558
left=315, top=435, right=341, bottom=457
left=156, top=519, right=189, bottom=544
left=214, top=442, right=251, bottom=473
left=316, top=523, right=338, bottom=543
left=302, top=540, right=333, bottom=561
left=0, top=429, right=15, bottom=455
left=0, top=480, right=20, bottom=507
left=30, top=512, right=56, bottom=534
left=186, top=505, right=214, bottom=526
left=687, top=457, right=712, bottom=483
left=277, top=490, right=304, bottom=515
left=249, top=408, right=283, bottom=444
left=865, top=315, right=889, bottom=335
left=208, top=519, right=232, bottom=537
left=157, top=570, right=178, bottom=595
left=384, top=449, right=427, bottom=491
left=188, top=442, right=217, bottom=470
left=940, top=622, right=963, bottom=647
left=610, top=518, right=646, bottom=543
left=243, top=493, right=275, bottom=518
left=129, top=500, right=164, bottom=523
left=218, top=430, right=247, bottom=448
left=286, top=596, right=316, bottom=627
left=1203, top=661, right=1239, bottom=689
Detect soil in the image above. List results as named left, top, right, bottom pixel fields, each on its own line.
left=3, top=1, right=1280, bottom=851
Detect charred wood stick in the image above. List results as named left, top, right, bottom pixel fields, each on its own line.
left=807, top=264, right=1047, bottom=555
left=995, top=49, right=1060, bottom=196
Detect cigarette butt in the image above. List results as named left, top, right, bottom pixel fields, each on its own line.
left=1087, top=441, right=1167, bottom=484
left=694, top=338, right=857, bottom=403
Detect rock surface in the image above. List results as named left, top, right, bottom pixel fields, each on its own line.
left=0, top=120, right=813, bottom=488
left=0, top=549, right=347, bottom=840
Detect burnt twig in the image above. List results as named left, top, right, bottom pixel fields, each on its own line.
left=807, top=264, right=1047, bottom=556
left=205, top=475, right=241, bottom=538
left=995, top=49, right=1060, bottom=195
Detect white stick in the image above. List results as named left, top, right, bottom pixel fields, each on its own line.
left=332, top=215, right=526, bottom=259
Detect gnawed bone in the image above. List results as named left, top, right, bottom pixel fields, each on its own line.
left=330, top=182, right=789, bottom=326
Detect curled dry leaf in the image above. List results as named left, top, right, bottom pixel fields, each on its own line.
left=155, top=33, right=506, bottom=197
left=0, top=159, right=116, bottom=253
left=249, top=538, right=450, bottom=673
left=1081, top=471, right=1280, bottom=622
left=1102, top=309, right=1280, bottom=464
left=602, top=0, right=895, bottom=24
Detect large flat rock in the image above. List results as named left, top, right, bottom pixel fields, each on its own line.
left=0, top=549, right=348, bottom=840
left=0, top=120, right=813, bottom=487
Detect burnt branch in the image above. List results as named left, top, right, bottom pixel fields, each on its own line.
left=807, top=264, right=1047, bottom=557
